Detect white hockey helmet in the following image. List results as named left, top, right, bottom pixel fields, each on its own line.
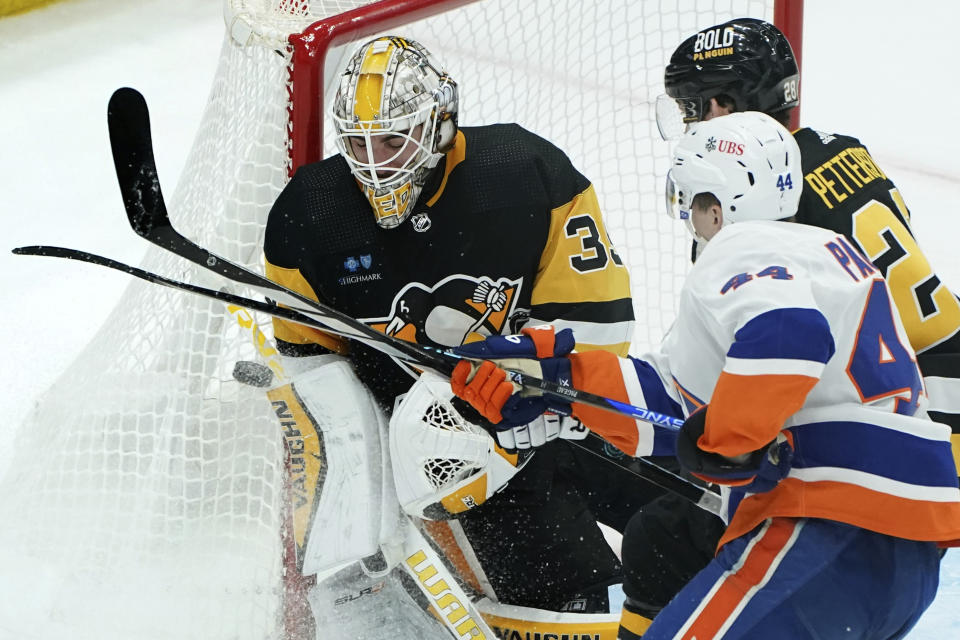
left=665, top=111, right=801, bottom=241
left=332, top=36, right=458, bottom=229
left=389, top=372, right=529, bottom=520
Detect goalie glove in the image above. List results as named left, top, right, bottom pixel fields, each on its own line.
left=450, top=325, right=577, bottom=427
left=389, top=372, right=534, bottom=519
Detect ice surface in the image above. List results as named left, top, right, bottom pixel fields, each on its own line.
left=0, top=0, right=957, bottom=637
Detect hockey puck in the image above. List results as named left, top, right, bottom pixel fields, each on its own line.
left=232, top=361, right=275, bottom=388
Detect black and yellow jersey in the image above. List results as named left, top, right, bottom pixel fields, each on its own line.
left=264, top=124, right=633, bottom=409
left=793, top=127, right=960, bottom=455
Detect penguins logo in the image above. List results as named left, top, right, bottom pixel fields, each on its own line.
left=365, top=275, right=523, bottom=347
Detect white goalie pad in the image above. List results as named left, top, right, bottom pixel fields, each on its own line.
left=270, top=357, right=389, bottom=576
left=389, top=372, right=530, bottom=519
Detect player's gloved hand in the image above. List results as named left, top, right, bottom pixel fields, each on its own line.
left=676, top=405, right=794, bottom=494
left=450, top=325, right=576, bottom=428
left=495, top=413, right=589, bottom=451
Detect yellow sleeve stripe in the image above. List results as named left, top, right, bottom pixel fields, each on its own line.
left=532, top=183, right=631, bottom=305
left=264, top=259, right=348, bottom=354
left=574, top=340, right=633, bottom=358
left=528, top=317, right=634, bottom=356
left=620, top=608, right=654, bottom=636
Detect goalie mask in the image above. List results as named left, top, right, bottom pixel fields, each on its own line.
left=656, top=18, right=799, bottom=140
left=389, top=372, right=531, bottom=520
left=332, top=36, right=459, bottom=229
left=666, top=112, right=802, bottom=242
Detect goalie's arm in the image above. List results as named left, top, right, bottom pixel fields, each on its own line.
left=528, top=181, right=634, bottom=356
left=264, top=258, right=349, bottom=356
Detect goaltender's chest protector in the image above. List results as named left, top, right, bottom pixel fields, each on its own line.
left=265, top=124, right=594, bottom=350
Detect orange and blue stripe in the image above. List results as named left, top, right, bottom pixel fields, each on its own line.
left=701, top=307, right=834, bottom=458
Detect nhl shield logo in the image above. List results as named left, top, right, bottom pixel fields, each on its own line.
left=360, top=254, right=373, bottom=270
left=410, top=212, right=431, bottom=232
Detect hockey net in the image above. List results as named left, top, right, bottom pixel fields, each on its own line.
left=0, top=1, right=797, bottom=638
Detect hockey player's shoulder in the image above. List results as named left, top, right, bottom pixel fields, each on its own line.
left=691, top=222, right=833, bottom=296
left=792, top=125, right=885, bottom=171
left=264, top=154, right=366, bottom=262
left=705, top=221, right=836, bottom=260
left=720, top=220, right=837, bottom=243
left=287, top=154, right=356, bottom=194
left=461, top=123, right=589, bottom=202
left=268, top=155, right=363, bottom=225
left=462, top=123, right=575, bottom=168
left=793, top=126, right=863, bottom=151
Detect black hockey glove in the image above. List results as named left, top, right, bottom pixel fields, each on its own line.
left=676, top=406, right=793, bottom=494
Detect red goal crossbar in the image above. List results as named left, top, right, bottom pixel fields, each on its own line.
left=287, top=0, right=803, bottom=174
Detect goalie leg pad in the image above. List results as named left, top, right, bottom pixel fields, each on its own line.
left=269, top=357, right=388, bottom=576
left=307, top=562, right=447, bottom=640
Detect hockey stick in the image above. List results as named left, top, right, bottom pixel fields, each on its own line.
left=574, top=433, right=720, bottom=514
left=15, top=86, right=719, bottom=513
left=104, top=86, right=685, bottom=433
left=10, top=242, right=682, bottom=432
left=107, top=85, right=717, bottom=515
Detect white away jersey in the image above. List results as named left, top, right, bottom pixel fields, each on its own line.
left=582, top=221, right=960, bottom=548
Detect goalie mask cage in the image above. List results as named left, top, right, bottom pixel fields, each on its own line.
left=0, top=1, right=801, bottom=638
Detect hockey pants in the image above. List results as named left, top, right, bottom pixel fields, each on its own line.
left=642, top=517, right=940, bottom=640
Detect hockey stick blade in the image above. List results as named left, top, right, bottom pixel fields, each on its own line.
left=108, top=87, right=169, bottom=239
left=108, top=87, right=296, bottom=290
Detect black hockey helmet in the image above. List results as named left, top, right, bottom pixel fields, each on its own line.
left=664, top=18, right=799, bottom=123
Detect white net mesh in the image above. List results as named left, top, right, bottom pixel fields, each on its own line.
left=0, top=1, right=778, bottom=638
